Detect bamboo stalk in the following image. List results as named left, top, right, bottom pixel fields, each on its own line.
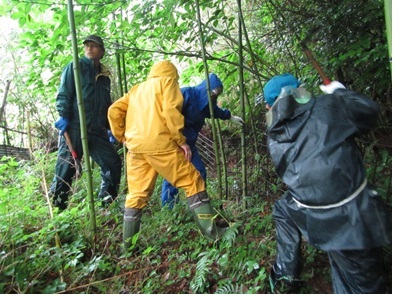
left=194, top=0, right=223, bottom=199
left=66, top=0, right=97, bottom=243
left=236, top=0, right=248, bottom=209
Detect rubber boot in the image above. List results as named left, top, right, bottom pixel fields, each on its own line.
left=269, top=266, right=303, bottom=294
left=123, top=208, right=142, bottom=252
left=99, top=171, right=117, bottom=208
left=53, top=193, right=68, bottom=211
left=187, top=191, right=229, bottom=241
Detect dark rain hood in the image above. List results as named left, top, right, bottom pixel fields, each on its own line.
left=266, top=93, right=314, bottom=143
left=194, top=73, right=224, bottom=111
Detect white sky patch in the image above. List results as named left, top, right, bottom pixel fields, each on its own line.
left=0, top=16, right=19, bottom=36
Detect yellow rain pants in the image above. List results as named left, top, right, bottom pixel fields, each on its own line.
left=125, top=148, right=205, bottom=209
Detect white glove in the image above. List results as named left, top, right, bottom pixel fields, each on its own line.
left=230, top=115, right=244, bottom=126
left=319, top=81, right=345, bottom=94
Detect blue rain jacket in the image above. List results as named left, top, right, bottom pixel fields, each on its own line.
left=181, top=73, right=231, bottom=146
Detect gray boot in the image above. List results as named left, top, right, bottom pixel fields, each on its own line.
left=187, top=191, right=229, bottom=241
left=123, top=208, right=142, bottom=252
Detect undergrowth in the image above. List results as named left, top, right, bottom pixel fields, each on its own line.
left=0, top=148, right=390, bottom=293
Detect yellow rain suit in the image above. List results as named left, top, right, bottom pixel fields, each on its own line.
left=108, top=60, right=205, bottom=209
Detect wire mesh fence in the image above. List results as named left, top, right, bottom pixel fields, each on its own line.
left=196, top=128, right=392, bottom=206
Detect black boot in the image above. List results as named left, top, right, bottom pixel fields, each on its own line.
left=99, top=170, right=118, bottom=207
left=269, top=266, right=303, bottom=294
left=52, top=192, right=68, bottom=211
left=101, top=195, right=115, bottom=208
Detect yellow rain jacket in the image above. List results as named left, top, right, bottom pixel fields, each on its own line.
left=108, top=60, right=186, bottom=153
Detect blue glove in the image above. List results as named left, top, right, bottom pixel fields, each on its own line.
left=107, top=130, right=117, bottom=144
left=55, top=117, right=69, bottom=135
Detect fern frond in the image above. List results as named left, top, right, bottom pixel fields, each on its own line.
left=215, top=282, right=244, bottom=294
left=221, top=221, right=240, bottom=247
left=190, top=253, right=212, bottom=293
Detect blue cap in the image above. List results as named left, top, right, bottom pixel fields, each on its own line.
left=263, top=73, right=300, bottom=106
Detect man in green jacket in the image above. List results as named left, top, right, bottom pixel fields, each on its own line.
left=50, top=34, right=122, bottom=210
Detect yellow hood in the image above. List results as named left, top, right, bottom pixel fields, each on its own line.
left=148, top=60, right=179, bottom=81
left=108, top=60, right=186, bottom=153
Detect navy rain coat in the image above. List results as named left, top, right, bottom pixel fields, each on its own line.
left=266, top=89, right=391, bottom=250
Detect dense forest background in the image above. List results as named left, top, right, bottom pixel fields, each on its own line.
left=0, top=0, right=392, bottom=294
